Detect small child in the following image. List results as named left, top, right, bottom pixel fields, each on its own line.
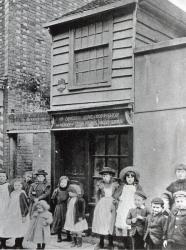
left=26, top=200, right=53, bottom=249
left=144, top=197, right=167, bottom=250
left=64, top=183, right=88, bottom=248
left=23, top=171, right=33, bottom=196
left=29, top=169, right=51, bottom=216
left=163, top=191, right=186, bottom=250
left=3, top=178, right=29, bottom=249
left=51, top=176, right=70, bottom=242
left=166, top=163, right=186, bottom=208
left=126, top=190, right=150, bottom=250
left=92, top=167, right=118, bottom=250
left=0, top=169, right=11, bottom=249
left=114, top=166, right=143, bottom=249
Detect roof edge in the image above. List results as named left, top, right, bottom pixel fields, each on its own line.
left=44, top=0, right=138, bottom=29
left=134, top=37, right=186, bottom=55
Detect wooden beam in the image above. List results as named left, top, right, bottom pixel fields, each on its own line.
left=134, top=37, right=186, bottom=55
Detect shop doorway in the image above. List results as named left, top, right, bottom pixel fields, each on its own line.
left=52, top=128, right=133, bottom=223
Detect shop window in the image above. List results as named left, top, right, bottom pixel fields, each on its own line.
left=91, top=131, right=131, bottom=201
left=69, top=16, right=112, bottom=90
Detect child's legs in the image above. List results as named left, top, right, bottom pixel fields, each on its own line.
left=133, top=233, right=144, bottom=250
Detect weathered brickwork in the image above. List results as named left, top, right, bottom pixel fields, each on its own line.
left=1, top=0, right=91, bottom=177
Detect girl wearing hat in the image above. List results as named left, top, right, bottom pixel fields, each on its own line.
left=28, top=169, right=51, bottom=216
left=114, top=166, right=143, bottom=249
left=3, top=178, right=29, bottom=249
left=64, top=183, right=88, bottom=247
left=0, top=169, right=11, bottom=249
left=92, top=167, right=118, bottom=250
left=51, top=176, right=70, bottom=243
left=25, top=200, right=53, bottom=249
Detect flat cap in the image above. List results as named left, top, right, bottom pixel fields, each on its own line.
left=151, top=197, right=164, bottom=205
left=173, top=191, right=186, bottom=198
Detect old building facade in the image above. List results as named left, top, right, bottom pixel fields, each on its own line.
left=0, top=0, right=91, bottom=178
left=46, top=0, right=186, bottom=218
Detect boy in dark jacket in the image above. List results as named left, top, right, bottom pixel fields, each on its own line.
left=144, top=197, right=167, bottom=250
left=126, top=190, right=150, bottom=250
left=163, top=191, right=186, bottom=250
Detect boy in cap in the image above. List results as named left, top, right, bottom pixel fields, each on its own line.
left=166, top=163, right=186, bottom=208
left=144, top=198, right=167, bottom=250
left=163, top=191, right=186, bottom=250
left=126, top=190, right=150, bottom=250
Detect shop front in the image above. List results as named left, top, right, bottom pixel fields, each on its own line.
left=51, top=107, right=133, bottom=224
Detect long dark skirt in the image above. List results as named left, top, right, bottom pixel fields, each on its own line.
left=51, top=203, right=67, bottom=234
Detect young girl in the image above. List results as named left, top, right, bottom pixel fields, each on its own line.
left=166, top=163, right=186, bottom=208
left=114, top=166, right=142, bottom=249
left=0, top=169, right=11, bottom=249
left=29, top=169, right=50, bottom=216
left=4, top=178, right=29, bottom=249
left=64, top=183, right=88, bottom=247
left=26, top=200, right=53, bottom=249
left=51, top=176, right=70, bottom=242
left=92, top=167, right=118, bottom=250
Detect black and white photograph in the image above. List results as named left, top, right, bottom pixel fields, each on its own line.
left=0, top=0, right=186, bottom=249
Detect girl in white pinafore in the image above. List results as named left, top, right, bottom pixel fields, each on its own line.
left=92, top=167, right=118, bottom=250
left=114, top=166, right=143, bottom=249
left=0, top=169, right=11, bottom=249
left=3, top=178, right=30, bottom=249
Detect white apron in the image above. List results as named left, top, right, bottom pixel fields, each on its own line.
left=0, top=183, right=10, bottom=237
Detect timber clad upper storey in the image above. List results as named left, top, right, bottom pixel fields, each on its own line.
left=46, top=0, right=186, bottom=111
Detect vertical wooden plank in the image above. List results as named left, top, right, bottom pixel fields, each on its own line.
left=51, top=131, right=56, bottom=191
left=69, top=28, right=75, bottom=87
left=108, top=14, right=113, bottom=86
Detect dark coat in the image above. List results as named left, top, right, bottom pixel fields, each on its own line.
left=29, top=181, right=51, bottom=202
left=126, top=207, right=150, bottom=236
left=166, top=179, right=186, bottom=196
left=96, top=180, right=119, bottom=202
left=113, top=183, right=142, bottom=204
left=20, top=192, right=29, bottom=217
left=51, top=187, right=69, bottom=234
left=166, top=209, right=186, bottom=246
left=67, top=197, right=86, bottom=224
left=144, top=212, right=168, bottom=245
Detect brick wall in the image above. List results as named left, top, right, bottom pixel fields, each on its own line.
left=2, top=0, right=91, bottom=177
left=6, top=0, right=91, bottom=113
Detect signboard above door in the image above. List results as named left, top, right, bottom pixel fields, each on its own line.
left=51, top=109, right=133, bottom=130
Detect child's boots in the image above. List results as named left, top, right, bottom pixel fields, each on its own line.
left=76, top=237, right=82, bottom=248
left=71, top=236, right=77, bottom=247
left=57, top=233, right=62, bottom=243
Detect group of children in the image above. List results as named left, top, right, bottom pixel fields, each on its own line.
left=0, top=163, right=186, bottom=250
left=92, top=164, right=186, bottom=250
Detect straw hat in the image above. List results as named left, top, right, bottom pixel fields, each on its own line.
left=99, top=167, right=115, bottom=176
left=119, top=166, right=140, bottom=181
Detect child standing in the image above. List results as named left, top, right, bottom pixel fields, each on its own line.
left=64, top=183, right=88, bottom=248
left=23, top=171, right=33, bottom=196
left=0, top=169, right=12, bottom=249
left=163, top=191, right=186, bottom=250
left=92, top=167, right=118, bottom=250
left=51, top=176, right=70, bottom=242
left=166, top=163, right=186, bottom=207
left=144, top=198, right=167, bottom=250
left=26, top=200, right=53, bottom=249
left=114, top=166, right=142, bottom=249
left=126, top=190, right=150, bottom=250
left=3, top=178, right=29, bottom=249
left=29, top=169, right=51, bottom=216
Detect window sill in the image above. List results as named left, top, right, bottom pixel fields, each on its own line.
left=68, top=82, right=111, bottom=91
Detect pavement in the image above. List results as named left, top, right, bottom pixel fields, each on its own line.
left=6, top=235, right=97, bottom=250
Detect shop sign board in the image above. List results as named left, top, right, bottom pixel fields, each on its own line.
left=52, top=109, right=133, bottom=129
